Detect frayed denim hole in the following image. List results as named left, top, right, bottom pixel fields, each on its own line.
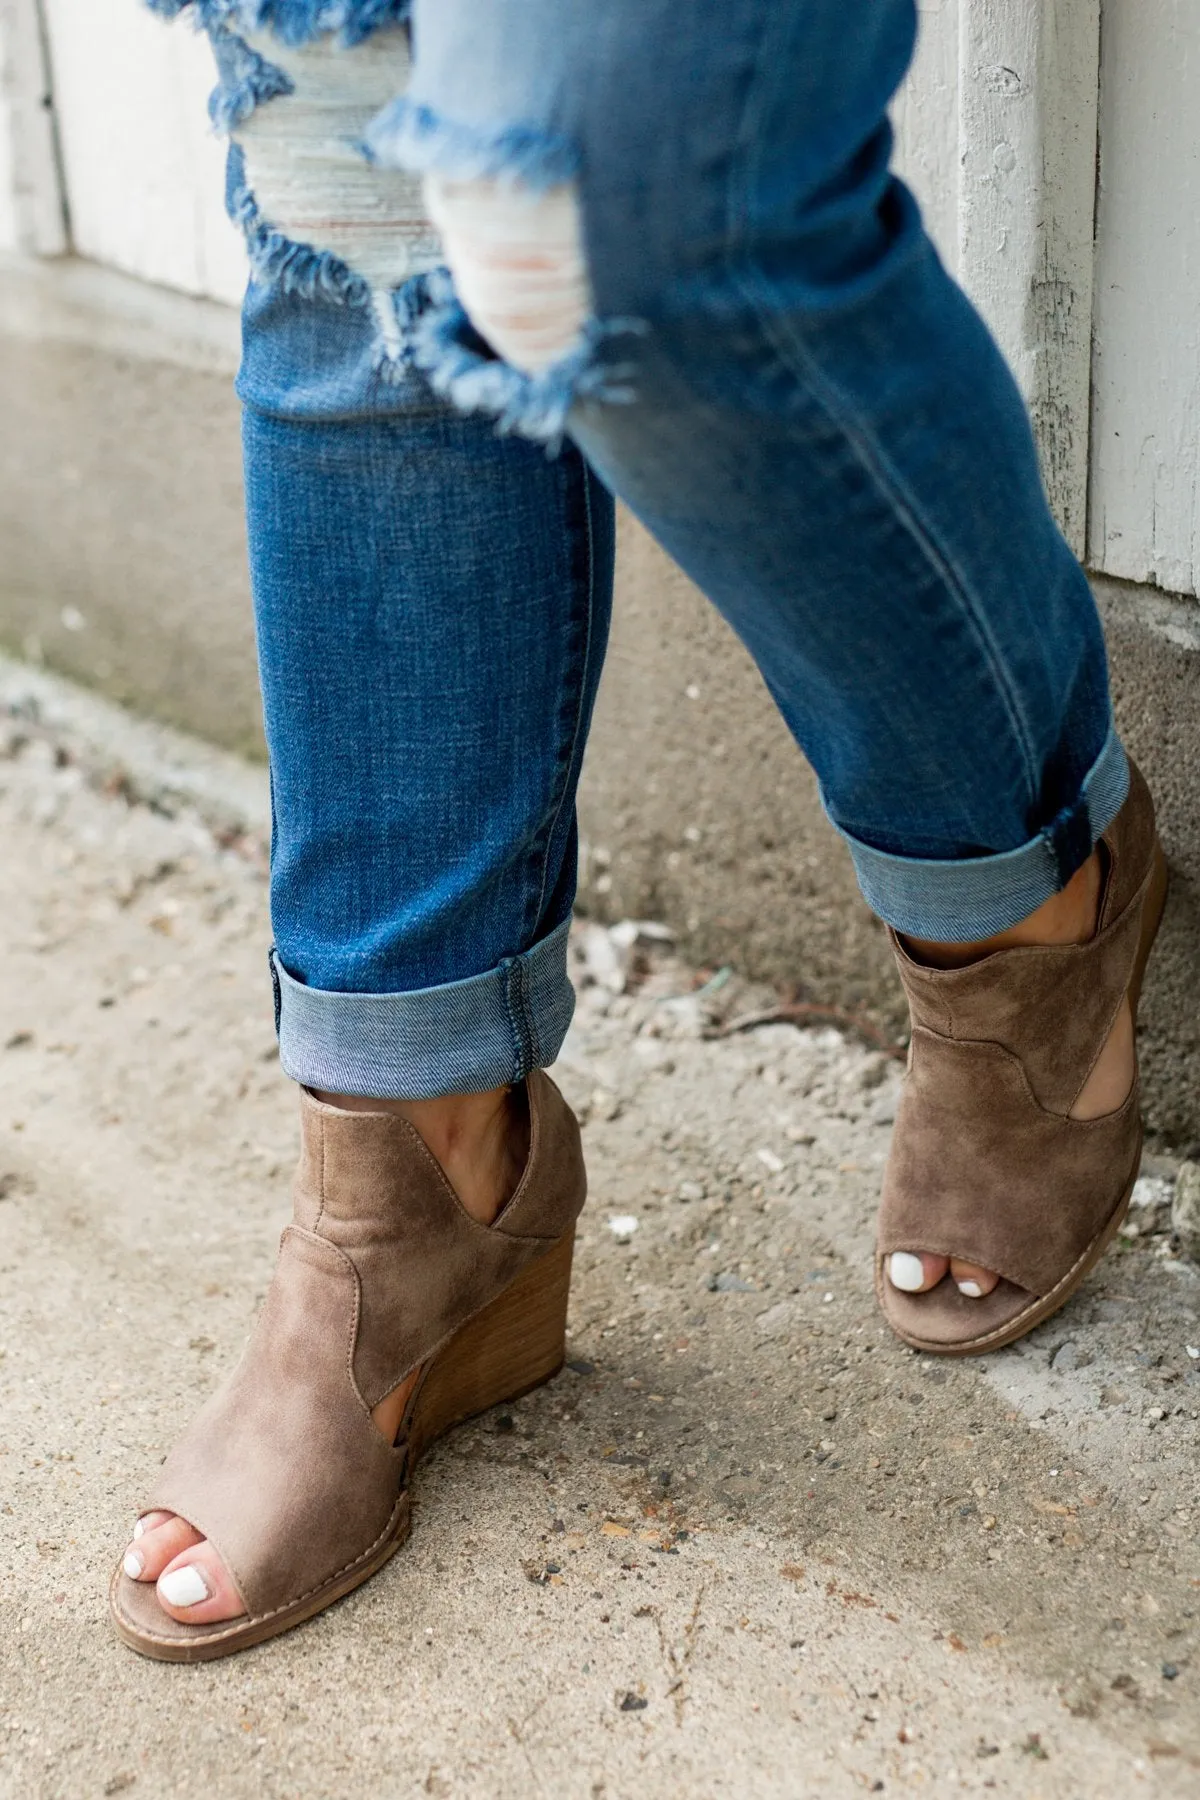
left=371, top=270, right=455, bottom=379
left=225, top=145, right=441, bottom=378
left=363, top=99, right=580, bottom=194
left=411, top=287, right=647, bottom=450
left=244, top=0, right=412, bottom=48
left=225, top=142, right=373, bottom=305
left=208, top=25, right=294, bottom=133
left=147, top=1, right=412, bottom=46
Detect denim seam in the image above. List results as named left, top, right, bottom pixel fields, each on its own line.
left=741, top=279, right=1046, bottom=817
left=772, top=300, right=1043, bottom=802
left=269, top=944, right=283, bottom=1033
left=529, top=458, right=596, bottom=937
left=501, top=954, right=531, bottom=1084
left=725, top=17, right=1044, bottom=818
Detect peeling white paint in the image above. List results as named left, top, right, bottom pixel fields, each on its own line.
left=957, top=0, right=1101, bottom=559
left=891, top=0, right=960, bottom=274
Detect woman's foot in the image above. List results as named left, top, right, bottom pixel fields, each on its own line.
left=122, top=1083, right=529, bottom=1626
left=886, top=846, right=1136, bottom=1303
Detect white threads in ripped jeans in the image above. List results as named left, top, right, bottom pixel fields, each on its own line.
left=234, top=28, right=442, bottom=354
left=423, top=175, right=593, bottom=376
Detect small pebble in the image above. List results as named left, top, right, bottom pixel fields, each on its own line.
left=1163, top=1663, right=1179, bottom=1681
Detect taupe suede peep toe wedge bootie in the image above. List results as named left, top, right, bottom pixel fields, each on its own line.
left=110, top=1070, right=584, bottom=1661
left=877, top=763, right=1167, bottom=1356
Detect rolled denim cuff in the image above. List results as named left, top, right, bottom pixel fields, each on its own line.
left=271, top=918, right=575, bottom=1099
left=835, top=725, right=1130, bottom=941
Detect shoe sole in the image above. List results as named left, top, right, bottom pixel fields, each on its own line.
left=110, top=1229, right=575, bottom=1662
left=879, top=841, right=1170, bottom=1357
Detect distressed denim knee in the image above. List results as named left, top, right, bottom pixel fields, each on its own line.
left=203, top=10, right=443, bottom=388
left=373, top=0, right=1126, bottom=939
left=150, top=0, right=616, bottom=1098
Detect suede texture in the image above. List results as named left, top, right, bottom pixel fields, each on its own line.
left=122, top=1069, right=585, bottom=1623
left=146, top=1230, right=403, bottom=1620
left=879, top=766, right=1159, bottom=1330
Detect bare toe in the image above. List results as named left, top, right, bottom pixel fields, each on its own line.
left=122, top=1513, right=202, bottom=1583
left=949, top=1259, right=999, bottom=1299
left=156, top=1546, right=246, bottom=1624
left=888, top=1251, right=949, bottom=1293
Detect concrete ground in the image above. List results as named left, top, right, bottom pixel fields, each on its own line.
left=1, top=683, right=1200, bottom=1800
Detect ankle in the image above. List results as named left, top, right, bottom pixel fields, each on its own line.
left=904, top=848, right=1103, bottom=970
left=312, top=1083, right=529, bottom=1226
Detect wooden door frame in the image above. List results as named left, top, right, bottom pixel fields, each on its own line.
left=0, top=0, right=68, bottom=255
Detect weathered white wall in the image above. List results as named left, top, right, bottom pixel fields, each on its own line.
left=892, top=0, right=960, bottom=275
left=4, top=0, right=1200, bottom=599
left=38, top=0, right=243, bottom=301
left=957, top=0, right=1101, bottom=558
left=1089, top=0, right=1200, bottom=599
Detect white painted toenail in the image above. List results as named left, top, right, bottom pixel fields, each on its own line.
left=123, top=1550, right=144, bottom=1579
left=132, top=1518, right=147, bottom=1540
left=159, top=1565, right=209, bottom=1608
left=957, top=1279, right=985, bottom=1298
left=889, top=1252, right=926, bottom=1293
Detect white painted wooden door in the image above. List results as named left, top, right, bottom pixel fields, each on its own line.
left=37, top=0, right=244, bottom=301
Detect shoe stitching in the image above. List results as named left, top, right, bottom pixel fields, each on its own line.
left=314, top=1106, right=326, bottom=1234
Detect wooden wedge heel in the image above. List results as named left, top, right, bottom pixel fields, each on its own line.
left=408, top=1226, right=575, bottom=1466
left=876, top=761, right=1167, bottom=1356
left=109, top=1070, right=584, bottom=1662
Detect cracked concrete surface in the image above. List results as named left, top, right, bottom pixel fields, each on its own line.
left=1, top=681, right=1199, bottom=1798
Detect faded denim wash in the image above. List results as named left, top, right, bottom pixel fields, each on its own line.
left=151, top=0, right=1126, bottom=1097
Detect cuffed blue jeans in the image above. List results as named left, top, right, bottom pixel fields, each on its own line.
left=159, top=0, right=1127, bottom=1097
